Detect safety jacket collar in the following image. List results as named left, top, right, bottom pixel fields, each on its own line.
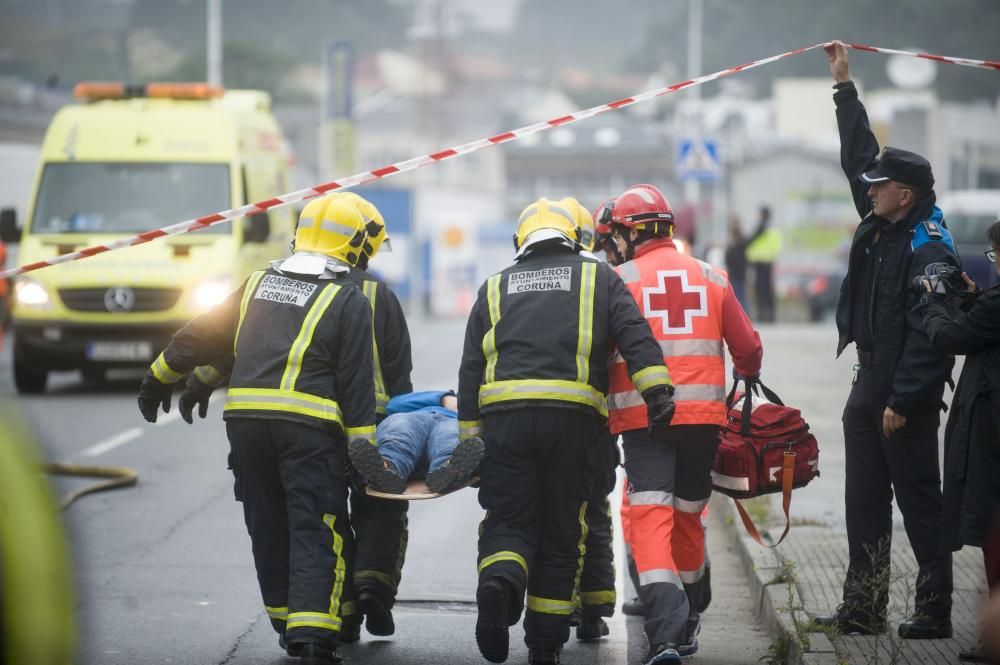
left=633, top=237, right=676, bottom=260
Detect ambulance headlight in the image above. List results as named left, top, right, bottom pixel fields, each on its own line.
left=193, top=279, right=230, bottom=311
left=14, top=278, right=51, bottom=308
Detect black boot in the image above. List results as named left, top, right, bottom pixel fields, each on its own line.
left=621, top=596, right=644, bottom=616
left=527, top=648, right=560, bottom=664
left=339, top=616, right=362, bottom=643
left=358, top=589, right=395, bottom=636
left=897, top=613, right=952, bottom=639
left=813, top=604, right=885, bottom=635
left=575, top=616, right=609, bottom=641
left=958, top=645, right=989, bottom=662
left=347, top=439, right=406, bottom=494
left=426, top=436, right=485, bottom=493
left=298, top=642, right=343, bottom=665
left=476, top=578, right=511, bottom=663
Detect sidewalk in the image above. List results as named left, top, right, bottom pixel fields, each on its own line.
left=727, top=495, right=989, bottom=665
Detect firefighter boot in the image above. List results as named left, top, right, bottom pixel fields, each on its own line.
left=527, top=648, right=561, bottom=664
left=426, top=436, right=485, bottom=494
left=358, top=589, right=395, bottom=636
left=476, top=577, right=511, bottom=663
left=298, top=643, right=342, bottom=665
left=575, top=616, right=609, bottom=641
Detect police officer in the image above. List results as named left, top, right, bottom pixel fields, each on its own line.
left=138, top=194, right=376, bottom=665
left=815, top=41, right=957, bottom=640
left=177, top=192, right=414, bottom=643
left=459, top=198, right=675, bottom=665
left=606, top=184, right=763, bottom=665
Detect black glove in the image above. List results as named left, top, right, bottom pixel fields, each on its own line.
left=137, top=371, right=173, bottom=423
left=646, top=386, right=676, bottom=436
left=178, top=374, right=213, bottom=424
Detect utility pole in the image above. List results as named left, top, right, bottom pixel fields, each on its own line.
left=207, top=0, right=223, bottom=86
left=683, top=0, right=702, bottom=207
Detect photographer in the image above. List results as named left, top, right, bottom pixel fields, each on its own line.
left=917, top=220, right=1000, bottom=663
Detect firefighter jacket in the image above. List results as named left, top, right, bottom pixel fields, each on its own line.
left=608, top=238, right=763, bottom=433
left=833, top=80, right=959, bottom=416
left=341, top=267, right=413, bottom=417
left=457, top=245, right=671, bottom=440
left=148, top=267, right=376, bottom=444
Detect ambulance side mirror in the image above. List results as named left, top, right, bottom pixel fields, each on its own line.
left=244, top=213, right=270, bottom=244
left=0, top=208, right=19, bottom=244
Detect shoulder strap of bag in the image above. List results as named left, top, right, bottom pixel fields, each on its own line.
left=732, top=450, right=795, bottom=548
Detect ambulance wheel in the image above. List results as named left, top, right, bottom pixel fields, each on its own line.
left=13, top=356, right=47, bottom=394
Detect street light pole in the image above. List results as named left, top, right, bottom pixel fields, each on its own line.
left=207, top=0, right=222, bottom=86
left=684, top=0, right=702, bottom=208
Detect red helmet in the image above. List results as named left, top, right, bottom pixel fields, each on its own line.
left=612, top=184, right=674, bottom=229
left=592, top=199, right=615, bottom=235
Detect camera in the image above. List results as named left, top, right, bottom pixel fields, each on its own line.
left=911, top=262, right=965, bottom=294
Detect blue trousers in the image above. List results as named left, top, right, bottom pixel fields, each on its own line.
left=376, top=411, right=459, bottom=480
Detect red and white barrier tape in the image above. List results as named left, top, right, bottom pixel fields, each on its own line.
left=3, top=41, right=997, bottom=279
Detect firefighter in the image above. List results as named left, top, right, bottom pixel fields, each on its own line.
left=177, top=192, right=414, bottom=643
left=606, top=184, right=763, bottom=665
left=459, top=197, right=676, bottom=665
left=137, top=194, right=376, bottom=665
left=560, top=197, right=617, bottom=642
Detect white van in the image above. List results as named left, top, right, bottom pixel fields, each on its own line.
left=937, top=190, right=1000, bottom=288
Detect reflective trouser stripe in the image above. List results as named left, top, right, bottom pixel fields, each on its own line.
left=224, top=388, right=344, bottom=425
left=575, top=262, right=596, bottom=385
left=340, top=600, right=358, bottom=618
left=527, top=595, right=575, bottom=615
left=630, top=365, right=673, bottom=394
left=281, top=283, right=341, bottom=390
left=459, top=420, right=483, bottom=440
left=679, top=563, right=706, bottom=584
left=345, top=425, right=376, bottom=446
left=482, top=274, right=502, bottom=384
left=637, top=568, right=685, bottom=589
left=323, top=513, right=347, bottom=625
left=287, top=612, right=341, bottom=631
left=479, top=379, right=608, bottom=417
left=674, top=497, right=710, bottom=513
left=265, top=605, right=288, bottom=621
left=628, top=490, right=674, bottom=506
left=569, top=501, right=588, bottom=612
left=150, top=353, right=183, bottom=384
left=355, top=570, right=395, bottom=587
left=580, top=590, right=616, bottom=607
left=478, top=551, right=528, bottom=576
left=235, top=271, right=266, bottom=352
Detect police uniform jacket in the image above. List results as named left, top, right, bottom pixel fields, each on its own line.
left=150, top=267, right=376, bottom=444
left=833, top=81, right=959, bottom=416
left=919, top=286, right=1000, bottom=549
left=342, top=267, right=413, bottom=417
left=457, top=245, right=671, bottom=440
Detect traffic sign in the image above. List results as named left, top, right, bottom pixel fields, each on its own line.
left=677, top=138, right=722, bottom=182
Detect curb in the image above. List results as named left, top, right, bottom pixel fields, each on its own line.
left=717, top=497, right=842, bottom=665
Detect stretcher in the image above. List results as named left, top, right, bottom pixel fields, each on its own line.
left=365, top=477, right=478, bottom=501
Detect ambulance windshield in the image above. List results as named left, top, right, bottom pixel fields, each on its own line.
left=30, top=162, right=232, bottom=235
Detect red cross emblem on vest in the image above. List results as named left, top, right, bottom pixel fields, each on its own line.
left=641, top=269, right=708, bottom=335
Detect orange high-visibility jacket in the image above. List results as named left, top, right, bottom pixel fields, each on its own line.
left=608, top=238, right=763, bottom=433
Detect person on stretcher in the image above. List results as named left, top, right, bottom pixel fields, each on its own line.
left=348, top=390, right=485, bottom=495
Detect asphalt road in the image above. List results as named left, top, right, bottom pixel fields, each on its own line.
left=0, top=316, right=789, bottom=665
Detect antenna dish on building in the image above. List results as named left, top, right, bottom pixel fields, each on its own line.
left=887, top=50, right=937, bottom=89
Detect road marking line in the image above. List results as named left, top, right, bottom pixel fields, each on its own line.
left=81, top=427, right=143, bottom=457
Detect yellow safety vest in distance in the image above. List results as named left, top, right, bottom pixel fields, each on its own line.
left=223, top=270, right=375, bottom=444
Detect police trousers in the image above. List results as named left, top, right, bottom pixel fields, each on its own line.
left=621, top=425, right=719, bottom=646
left=842, top=370, right=953, bottom=618
left=226, top=418, right=353, bottom=649
left=477, top=408, right=596, bottom=651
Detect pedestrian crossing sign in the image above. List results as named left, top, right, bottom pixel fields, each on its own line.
left=677, top=138, right=722, bottom=182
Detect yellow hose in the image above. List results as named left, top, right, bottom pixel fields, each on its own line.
left=44, top=462, right=139, bottom=510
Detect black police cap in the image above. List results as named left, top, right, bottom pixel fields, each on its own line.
left=861, top=146, right=934, bottom=190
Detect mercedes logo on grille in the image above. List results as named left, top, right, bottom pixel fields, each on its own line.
left=104, top=286, right=136, bottom=313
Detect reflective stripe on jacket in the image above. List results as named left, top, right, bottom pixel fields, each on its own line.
left=458, top=248, right=670, bottom=429
left=609, top=239, right=730, bottom=431
left=154, top=268, right=376, bottom=441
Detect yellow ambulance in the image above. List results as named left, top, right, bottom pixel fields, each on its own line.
left=6, top=82, right=294, bottom=393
